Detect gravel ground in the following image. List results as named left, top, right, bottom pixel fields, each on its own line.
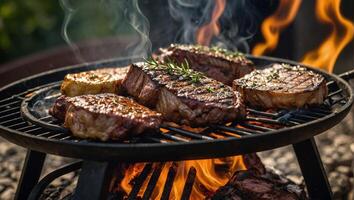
left=0, top=108, right=352, bottom=200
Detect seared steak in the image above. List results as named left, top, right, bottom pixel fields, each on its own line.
left=233, top=63, right=328, bottom=109
left=61, top=67, right=129, bottom=97
left=122, top=60, right=246, bottom=126
left=50, top=94, right=161, bottom=141
left=156, top=44, right=255, bottom=85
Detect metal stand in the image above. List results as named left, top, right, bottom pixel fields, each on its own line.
left=72, top=161, right=115, bottom=200
left=14, top=150, right=46, bottom=200
left=293, top=137, right=332, bottom=200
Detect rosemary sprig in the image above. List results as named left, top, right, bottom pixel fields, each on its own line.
left=144, top=57, right=203, bottom=83
left=209, top=46, right=243, bottom=58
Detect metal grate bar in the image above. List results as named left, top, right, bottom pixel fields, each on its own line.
left=59, top=135, right=75, bottom=141
left=239, top=122, right=275, bottom=132
left=288, top=118, right=307, bottom=124
left=291, top=113, right=318, bottom=121
left=0, top=107, right=19, bottom=115
left=7, top=121, right=28, bottom=129
left=47, top=133, right=70, bottom=139
left=16, top=125, right=37, bottom=132
left=180, top=167, right=196, bottom=200
left=158, top=132, right=189, bottom=142
left=0, top=97, right=15, bottom=104
left=160, top=164, right=177, bottom=200
left=0, top=111, right=21, bottom=120
left=142, top=163, right=165, bottom=200
left=141, top=136, right=169, bottom=144
left=246, top=116, right=281, bottom=125
left=214, top=125, right=254, bottom=136
left=0, top=101, right=21, bottom=110
left=127, top=164, right=153, bottom=200
left=25, top=127, right=46, bottom=134
left=331, top=97, right=346, bottom=105
left=247, top=108, right=280, bottom=118
left=161, top=125, right=213, bottom=140
left=35, top=132, right=53, bottom=137
left=0, top=117, right=23, bottom=126
left=328, top=89, right=343, bottom=98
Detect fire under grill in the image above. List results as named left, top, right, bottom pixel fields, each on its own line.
left=0, top=56, right=353, bottom=200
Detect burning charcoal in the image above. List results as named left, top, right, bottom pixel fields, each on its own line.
left=209, top=168, right=307, bottom=200
left=242, top=154, right=266, bottom=175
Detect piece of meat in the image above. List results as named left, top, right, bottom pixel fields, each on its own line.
left=61, top=67, right=129, bottom=97
left=155, top=44, right=255, bottom=85
left=49, top=93, right=161, bottom=141
left=233, top=63, right=328, bottom=109
left=122, top=60, right=246, bottom=126
left=209, top=169, right=307, bottom=200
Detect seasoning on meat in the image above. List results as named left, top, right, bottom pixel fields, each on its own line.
left=155, top=44, right=255, bottom=85
left=233, top=63, right=328, bottom=109
left=122, top=59, right=246, bottom=126
left=61, top=67, right=129, bottom=97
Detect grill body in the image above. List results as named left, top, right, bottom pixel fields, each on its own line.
left=0, top=56, right=353, bottom=200
left=0, top=56, right=352, bottom=162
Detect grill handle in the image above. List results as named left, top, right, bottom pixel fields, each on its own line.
left=339, top=68, right=354, bottom=82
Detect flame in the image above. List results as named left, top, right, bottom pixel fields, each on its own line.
left=117, top=156, right=246, bottom=199
left=252, top=0, right=302, bottom=56
left=253, top=0, right=353, bottom=72
left=196, top=0, right=226, bottom=45
left=301, top=0, right=354, bottom=72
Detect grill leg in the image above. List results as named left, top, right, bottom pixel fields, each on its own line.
left=72, top=161, right=114, bottom=200
left=293, top=137, right=332, bottom=200
left=14, top=150, right=46, bottom=200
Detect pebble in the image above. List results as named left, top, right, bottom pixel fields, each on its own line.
left=336, top=165, right=351, bottom=176
left=0, top=188, right=14, bottom=200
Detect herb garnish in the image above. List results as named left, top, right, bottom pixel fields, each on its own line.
left=144, top=57, right=203, bottom=83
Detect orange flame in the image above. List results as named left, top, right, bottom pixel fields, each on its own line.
left=196, top=0, right=226, bottom=46
left=252, top=0, right=302, bottom=56
left=301, top=0, right=354, bottom=72
left=119, top=157, right=246, bottom=199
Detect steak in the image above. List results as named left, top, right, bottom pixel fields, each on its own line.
left=155, top=44, right=255, bottom=85
left=61, top=67, right=129, bottom=97
left=122, top=60, right=246, bottom=126
left=233, top=63, right=328, bottom=109
left=50, top=93, right=161, bottom=141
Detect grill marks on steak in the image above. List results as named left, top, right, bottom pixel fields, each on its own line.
left=50, top=94, right=161, bottom=141
left=61, top=67, right=129, bottom=97
left=156, top=44, right=255, bottom=85
left=122, top=62, right=246, bottom=126
left=233, top=63, right=328, bottom=109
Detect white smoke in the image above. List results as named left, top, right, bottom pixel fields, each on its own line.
left=60, top=0, right=151, bottom=63
left=168, top=0, right=259, bottom=53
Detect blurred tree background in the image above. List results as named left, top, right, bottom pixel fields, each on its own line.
left=0, top=0, right=65, bottom=64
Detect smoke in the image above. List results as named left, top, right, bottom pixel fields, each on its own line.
left=168, top=0, right=259, bottom=53
left=60, top=0, right=151, bottom=63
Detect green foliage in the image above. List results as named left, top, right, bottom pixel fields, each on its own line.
left=0, top=0, right=64, bottom=63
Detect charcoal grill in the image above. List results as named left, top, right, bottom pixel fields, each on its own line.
left=0, top=56, right=353, bottom=200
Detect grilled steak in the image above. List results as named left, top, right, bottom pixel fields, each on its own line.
left=50, top=94, right=161, bottom=141
left=155, top=44, right=255, bottom=85
left=122, top=60, right=246, bottom=126
left=61, top=67, right=129, bottom=97
left=233, top=63, right=328, bottom=109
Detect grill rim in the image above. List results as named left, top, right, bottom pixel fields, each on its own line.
left=0, top=55, right=352, bottom=162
